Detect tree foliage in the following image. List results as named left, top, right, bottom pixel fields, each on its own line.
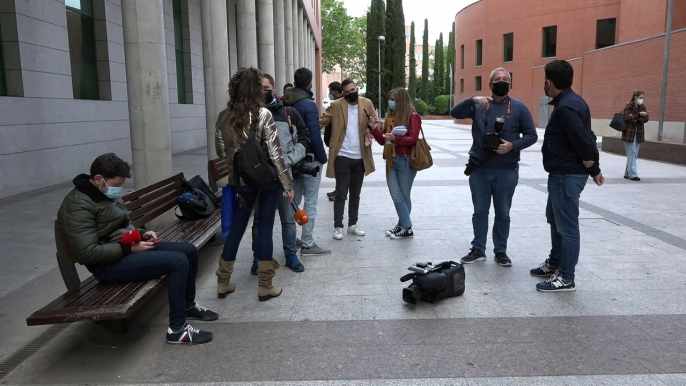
left=408, top=22, right=417, bottom=99
left=444, top=22, right=455, bottom=95
left=433, top=33, right=444, bottom=102
left=365, top=0, right=385, bottom=110
left=321, top=0, right=367, bottom=83
left=420, top=19, right=429, bottom=102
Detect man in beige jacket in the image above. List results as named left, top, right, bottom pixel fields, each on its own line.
left=319, top=79, right=377, bottom=240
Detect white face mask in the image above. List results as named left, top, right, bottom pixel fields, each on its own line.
left=636, top=98, right=644, bottom=105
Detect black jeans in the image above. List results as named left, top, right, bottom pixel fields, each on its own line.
left=91, top=242, right=198, bottom=331
left=334, top=156, right=365, bottom=228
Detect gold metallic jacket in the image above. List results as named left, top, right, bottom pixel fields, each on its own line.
left=215, top=107, right=293, bottom=192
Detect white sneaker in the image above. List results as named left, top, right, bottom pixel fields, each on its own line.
left=348, top=225, right=365, bottom=236
left=333, top=227, right=344, bottom=240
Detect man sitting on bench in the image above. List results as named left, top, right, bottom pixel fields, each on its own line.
left=56, top=153, right=218, bottom=345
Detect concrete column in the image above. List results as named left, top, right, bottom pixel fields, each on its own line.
left=284, top=0, right=294, bottom=82
left=227, top=0, right=239, bottom=75
left=257, top=0, right=275, bottom=76
left=236, top=0, right=258, bottom=68
left=121, top=0, right=172, bottom=189
left=274, top=0, right=286, bottom=88
left=299, top=11, right=305, bottom=69
left=291, top=0, right=299, bottom=69
left=201, top=0, right=230, bottom=161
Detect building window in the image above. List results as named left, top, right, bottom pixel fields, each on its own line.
left=476, top=39, right=482, bottom=66
left=542, top=26, right=557, bottom=58
left=475, top=76, right=482, bottom=92
left=460, top=44, right=464, bottom=69
left=66, top=0, right=99, bottom=100
left=503, top=33, right=513, bottom=62
left=173, top=0, right=188, bottom=104
left=460, top=78, right=464, bottom=93
left=596, top=18, right=616, bottom=49
left=0, top=19, right=6, bottom=96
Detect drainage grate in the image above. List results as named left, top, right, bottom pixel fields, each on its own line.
left=0, top=324, right=69, bottom=380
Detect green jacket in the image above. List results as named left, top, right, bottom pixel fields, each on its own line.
left=57, top=174, right=142, bottom=268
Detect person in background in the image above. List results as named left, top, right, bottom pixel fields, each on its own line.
left=215, top=67, right=295, bottom=302
left=281, top=83, right=294, bottom=100
left=370, top=87, right=421, bottom=239
left=326, top=81, right=344, bottom=202
left=621, top=90, right=649, bottom=181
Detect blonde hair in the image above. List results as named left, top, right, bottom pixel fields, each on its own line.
left=385, top=88, right=415, bottom=128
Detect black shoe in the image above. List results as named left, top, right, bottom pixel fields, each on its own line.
left=461, top=248, right=486, bottom=264
left=390, top=227, right=414, bottom=239
left=327, top=191, right=335, bottom=201
left=530, top=258, right=557, bottom=277
left=186, top=302, right=219, bottom=321
left=385, top=225, right=402, bottom=237
left=630, top=177, right=641, bottom=181
left=285, top=254, right=305, bottom=272
left=166, top=324, right=213, bottom=344
left=494, top=252, right=512, bottom=267
left=536, top=275, right=576, bottom=292
left=250, top=256, right=258, bottom=276
left=624, top=175, right=629, bottom=179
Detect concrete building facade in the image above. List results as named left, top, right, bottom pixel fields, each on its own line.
left=0, top=0, right=322, bottom=198
left=453, top=0, right=686, bottom=140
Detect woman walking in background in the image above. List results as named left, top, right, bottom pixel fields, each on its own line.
left=622, top=90, right=649, bottom=181
left=371, top=88, right=421, bottom=239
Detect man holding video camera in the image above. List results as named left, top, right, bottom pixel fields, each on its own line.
left=450, top=68, right=538, bottom=267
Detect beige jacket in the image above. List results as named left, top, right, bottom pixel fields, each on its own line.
left=319, top=96, right=377, bottom=179
left=215, top=107, right=293, bottom=192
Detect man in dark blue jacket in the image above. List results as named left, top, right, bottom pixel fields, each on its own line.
left=450, top=67, right=538, bottom=268
left=282, top=68, right=331, bottom=256
left=531, top=60, right=604, bottom=293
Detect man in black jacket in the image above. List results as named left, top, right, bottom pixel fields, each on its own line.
left=531, top=60, right=604, bottom=293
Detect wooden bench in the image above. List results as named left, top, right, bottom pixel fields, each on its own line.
left=26, top=173, right=221, bottom=330
left=207, top=157, right=229, bottom=193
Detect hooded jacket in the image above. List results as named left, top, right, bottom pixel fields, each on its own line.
left=282, top=87, right=328, bottom=164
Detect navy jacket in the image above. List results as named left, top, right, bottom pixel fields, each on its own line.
left=282, top=87, right=328, bottom=164
left=450, top=97, right=538, bottom=169
left=542, top=89, right=601, bottom=177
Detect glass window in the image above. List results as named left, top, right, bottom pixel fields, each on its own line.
left=460, top=78, right=464, bottom=93
left=596, top=18, right=616, bottom=49
left=542, top=26, right=557, bottom=58
left=173, top=0, right=188, bottom=104
left=66, top=0, right=99, bottom=100
left=476, top=39, right=482, bottom=66
left=460, top=44, right=464, bottom=69
left=503, top=33, right=513, bottom=62
left=475, top=76, right=482, bottom=92
left=0, top=19, right=6, bottom=96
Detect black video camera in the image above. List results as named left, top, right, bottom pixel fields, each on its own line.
left=485, top=116, right=506, bottom=151
left=400, top=261, right=466, bottom=304
left=292, top=154, right=320, bottom=179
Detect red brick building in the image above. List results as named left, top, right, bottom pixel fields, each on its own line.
left=454, top=0, right=686, bottom=141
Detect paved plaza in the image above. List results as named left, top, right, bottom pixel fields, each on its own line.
left=2, top=121, right=686, bottom=385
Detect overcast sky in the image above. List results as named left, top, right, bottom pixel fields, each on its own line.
left=340, top=0, right=479, bottom=42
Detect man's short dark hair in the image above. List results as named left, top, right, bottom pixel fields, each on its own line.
left=90, top=153, right=131, bottom=179
left=328, top=81, right=342, bottom=93
left=263, top=73, right=275, bottom=87
left=341, top=78, right=355, bottom=88
left=293, top=68, right=312, bottom=88
left=283, top=83, right=293, bottom=92
left=544, top=60, right=574, bottom=91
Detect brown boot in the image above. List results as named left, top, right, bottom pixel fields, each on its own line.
left=216, top=258, right=236, bottom=298
left=257, top=260, right=282, bottom=301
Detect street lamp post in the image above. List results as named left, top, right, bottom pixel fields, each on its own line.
left=378, top=35, right=385, bottom=117
left=658, top=0, right=675, bottom=142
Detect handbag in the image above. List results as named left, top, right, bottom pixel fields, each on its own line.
left=220, top=185, right=236, bottom=238
left=410, top=126, right=433, bottom=171
left=609, top=112, right=628, bottom=132
left=175, top=185, right=215, bottom=221
left=188, top=175, right=219, bottom=208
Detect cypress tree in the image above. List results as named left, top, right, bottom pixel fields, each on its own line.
left=392, top=0, right=406, bottom=88
left=435, top=33, right=444, bottom=98
left=444, top=23, right=455, bottom=95
left=365, top=8, right=374, bottom=103
left=365, top=0, right=385, bottom=110
left=408, top=21, right=417, bottom=99
left=420, top=19, right=429, bottom=102
left=383, top=0, right=394, bottom=109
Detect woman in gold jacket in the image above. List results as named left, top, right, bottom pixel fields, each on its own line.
left=214, top=67, right=294, bottom=301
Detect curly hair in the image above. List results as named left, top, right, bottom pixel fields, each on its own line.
left=227, top=67, right=264, bottom=138
left=90, top=153, right=131, bottom=179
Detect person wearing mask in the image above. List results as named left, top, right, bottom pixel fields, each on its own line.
left=450, top=68, right=538, bottom=267
left=57, top=153, right=218, bottom=345
left=280, top=83, right=293, bottom=100
left=215, top=67, right=295, bottom=302
left=282, top=68, right=331, bottom=256
left=319, top=78, right=378, bottom=240
left=621, top=90, right=649, bottom=181
left=249, top=74, right=311, bottom=274
left=326, top=81, right=344, bottom=202
left=531, top=60, right=604, bottom=292
left=370, top=88, right=421, bottom=239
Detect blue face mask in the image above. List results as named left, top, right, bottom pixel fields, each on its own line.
left=104, top=181, right=122, bottom=199
left=388, top=101, right=396, bottom=111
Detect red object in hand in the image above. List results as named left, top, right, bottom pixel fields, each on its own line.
left=120, top=230, right=141, bottom=246
left=152, top=238, right=164, bottom=245
left=291, top=203, right=309, bottom=226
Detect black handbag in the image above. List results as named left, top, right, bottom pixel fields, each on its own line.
left=187, top=175, right=219, bottom=208
left=609, top=112, right=628, bottom=132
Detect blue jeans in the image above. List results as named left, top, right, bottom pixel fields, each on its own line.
left=624, top=132, right=640, bottom=178
left=546, top=175, right=587, bottom=282
left=91, top=242, right=198, bottom=330
left=387, top=156, right=417, bottom=228
left=222, top=182, right=280, bottom=262
left=293, top=161, right=322, bottom=248
left=468, top=167, right=519, bottom=253
left=252, top=194, right=297, bottom=257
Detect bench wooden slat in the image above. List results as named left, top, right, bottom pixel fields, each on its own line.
left=124, top=179, right=185, bottom=212
left=130, top=196, right=179, bottom=228
left=127, top=187, right=185, bottom=224
left=121, top=173, right=184, bottom=202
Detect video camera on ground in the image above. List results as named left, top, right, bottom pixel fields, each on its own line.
left=400, top=261, right=466, bottom=304
left=292, top=154, right=320, bottom=179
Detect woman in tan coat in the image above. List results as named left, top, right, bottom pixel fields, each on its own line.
left=622, top=90, right=649, bottom=181
left=214, top=67, right=294, bottom=301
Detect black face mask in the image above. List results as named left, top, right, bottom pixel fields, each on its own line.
left=344, top=92, right=359, bottom=103
left=264, top=90, right=274, bottom=104
left=492, top=81, right=510, bottom=97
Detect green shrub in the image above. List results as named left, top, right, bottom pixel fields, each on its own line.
left=433, top=95, right=454, bottom=115
left=414, top=99, right=428, bottom=115
left=427, top=105, right=437, bottom=115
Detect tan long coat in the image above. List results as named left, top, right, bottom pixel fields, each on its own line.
left=319, top=96, right=378, bottom=179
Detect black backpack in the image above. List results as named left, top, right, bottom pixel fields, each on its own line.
left=175, top=184, right=215, bottom=221
left=233, top=126, right=278, bottom=190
